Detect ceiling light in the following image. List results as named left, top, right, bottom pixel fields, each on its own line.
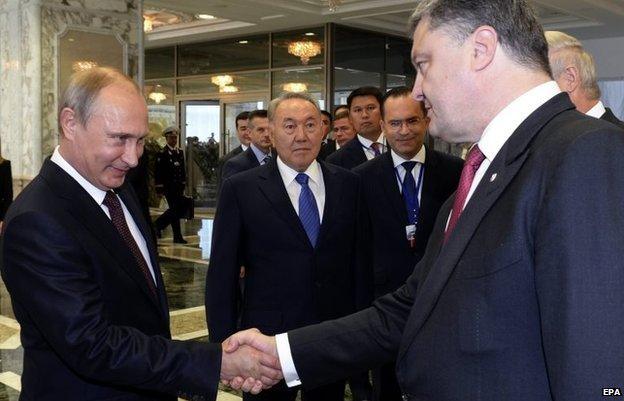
left=72, top=61, right=98, bottom=72
left=143, top=17, right=153, bottom=32
left=287, top=41, right=322, bottom=65
left=238, top=40, right=249, bottom=44
left=149, top=92, right=167, bottom=104
left=211, top=74, right=234, bottom=87
left=220, top=85, right=239, bottom=93
left=327, top=0, right=343, bottom=12
left=283, top=83, right=308, bottom=93
left=197, top=14, right=216, bottom=20
left=305, top=32, right=315, bottom=36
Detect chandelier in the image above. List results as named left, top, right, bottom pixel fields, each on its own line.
left=148, top=92, right=167, bottom=104
left=288, top=41, right=322, bottom=65
left=211, top=74, right=234, bottom=87
left=283, top=82, right=308, bottom=93
left=220, top=85, right=239, bottom=93
left=72, top=60, right=98, bottom=72
left=325, top=0, right=343, bottom=12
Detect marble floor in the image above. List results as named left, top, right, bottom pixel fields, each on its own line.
left=0, top=210, right=243, bottom=401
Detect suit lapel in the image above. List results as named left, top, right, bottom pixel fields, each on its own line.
left=416, top=147, right=439, bottom=244
left=397, top=93, right=576, bottom=362
left=40, top=161, right=165, bottom=315
left=345, top=138, right=368, bottom=167
left=316, top=162, right=342, bottom=246
left=257, top=161, right=312, bottom=248
left=378, top=153, right=407, bottom=224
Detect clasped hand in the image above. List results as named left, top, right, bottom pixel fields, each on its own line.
left=220, top=328, right=282, bottom=394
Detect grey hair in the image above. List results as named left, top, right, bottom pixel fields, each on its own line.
left=58, top=67, right=140, bottom=135
left=545, top=31, right=601, bottom=100
left=268, top=92, right=320, bottom=121
left=408, top=0, right=551, bottom=75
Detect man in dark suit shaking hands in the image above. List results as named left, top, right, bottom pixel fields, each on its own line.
left=224, top=1, right=624, bottom=400
left=208, top=92, right=365, bottom=401
left=0, top=67, right=281, bottom=400
left=354, top=87, right=462, bottom=400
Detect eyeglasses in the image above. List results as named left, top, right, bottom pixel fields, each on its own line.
left=386, top=117, right=428, bottom=132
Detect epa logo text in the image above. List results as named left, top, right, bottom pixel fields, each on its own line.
left=603, top=388, right=622, bottom=396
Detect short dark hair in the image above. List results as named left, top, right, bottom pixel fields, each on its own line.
left=382, top=86, right=426, bottom=118
left=408, top=0, right=551, bottom=75
left=248, top=109, right=268, bottom=129
left=235, top=111, right=250, bottom=128
left=334, top=109, right=350, bottom=120
left=334, top=105, right=349, bottom=116
left=347, top=86, right=383, bottom=111
left=321, top=110, right=332, bottom=122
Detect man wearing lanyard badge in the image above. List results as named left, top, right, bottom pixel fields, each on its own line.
left=353, top=86, right=462, bottom=401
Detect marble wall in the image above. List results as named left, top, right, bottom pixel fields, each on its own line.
left=0, top=0, right=141, bottom=192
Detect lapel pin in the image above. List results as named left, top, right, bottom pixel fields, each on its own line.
left=490, top=173, right=497, bottom=182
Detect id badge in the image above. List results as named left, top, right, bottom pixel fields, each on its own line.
left=405, top=224, right=417, bottom=248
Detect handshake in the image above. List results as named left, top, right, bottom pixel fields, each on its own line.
left=219, top=328, right=282, bottom=394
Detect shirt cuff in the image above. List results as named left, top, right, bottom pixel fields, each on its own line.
left=275, top=333, right=301, bottom=387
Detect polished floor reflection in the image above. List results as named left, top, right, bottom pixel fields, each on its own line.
left=0, top=211, right=244, bottom=401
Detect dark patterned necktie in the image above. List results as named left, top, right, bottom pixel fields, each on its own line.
left=103, top=191, right=157, bottom=297
left=401, top=161, right=419, bottom=225
left=370, top=142, right=382, bottom=157
left=444, top=145, right=486, bottom=242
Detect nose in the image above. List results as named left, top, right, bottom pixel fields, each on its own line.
left=412, top=74, right=424, bottom=102
left=121, top=140, right=140, bottom=168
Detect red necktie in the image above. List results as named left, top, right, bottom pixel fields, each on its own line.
left=444, top=145, right=486, bottom=242
left=103, top=191, right=157, bottom=297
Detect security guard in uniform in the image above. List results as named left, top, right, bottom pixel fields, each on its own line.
left=154, top=126, right=187, bottom=244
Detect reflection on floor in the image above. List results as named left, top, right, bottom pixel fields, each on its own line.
left=0, top=212, right=243, bottom=401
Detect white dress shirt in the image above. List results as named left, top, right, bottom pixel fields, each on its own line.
left=586, top=100, right=606, bottom=119
left=276, top=157, right=326, bottom=222
left=241, top=143, right=249, bottom=152
left=276, top=80, right=562, bottom=386
left=391, top=147, right=426, bottom=199
left=50, top=146, right=157, bottom=284
left=357, top=133, right=387, bottom=160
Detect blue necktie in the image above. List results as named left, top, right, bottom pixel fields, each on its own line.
left=295, top=173, right=320, bottom=247
left=401, top=161, right=419, bottom=225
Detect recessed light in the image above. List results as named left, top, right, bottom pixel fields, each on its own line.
left=305, top=32, right=315, bottom=36
left=197, top=14, right=216, bottom=20
left=238, top=40, right=249, bottom=44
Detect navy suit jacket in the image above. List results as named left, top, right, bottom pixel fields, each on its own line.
left=217, top=145, right=244, bottom=190
left=354, top=147, right=462, bottom=298
left=325, top=137, right=367, bottom=170
left=317, top=139, right=337, bottom=161
left=0, top=160, right=12, bottom=220
left=1, top=160, right=220, bottom=401
left=601, top=107, right=624, bottom=129
left=221, top=147, right=261, bottom=181
left=287, top=93, right=624, bottom=401
left=206, top=159, right=367, bottom=342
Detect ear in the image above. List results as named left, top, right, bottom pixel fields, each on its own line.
left=268, top=122, right=275, bottom=142
left=59, top=107, right=79, bottom=140
left=559, top=65, right=580, bottom=93
left=379, top=119, right=387, bottom=133
left=471, top=26, right=498, bottom=71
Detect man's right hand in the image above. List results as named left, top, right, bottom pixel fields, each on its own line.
left=221, top=328, right=281, bottom=393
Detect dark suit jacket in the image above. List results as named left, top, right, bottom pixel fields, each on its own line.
left=206, top=159, right=367, bottom=342
left=601, top=107, right=624, bottom=129
left=325, top=137, right=367, bottom=170
left=1, top=160, right=220, bottom=401
left=287, top=93, right=624, bottom=401
left=317, top=139, right=337, bottom=161
left=0, top=159, right=12, bottom=220
left=221, top=147, right=261, bottom=181
left=216, top=145, right=244, bottom=189
left=353, top=147, right=462, bottom=298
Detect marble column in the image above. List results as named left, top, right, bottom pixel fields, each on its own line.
left=0, top=0, right=141, bottom=193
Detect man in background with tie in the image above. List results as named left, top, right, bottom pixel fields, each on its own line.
left=327, top=86, right=385, bottom=170
left=354, top=86, right=462, bottom=401
left=207, top=92, right=368, bottom=401
left=221, top=109, right=273, bottom=181
left=0, top=67, right=282, bottom=400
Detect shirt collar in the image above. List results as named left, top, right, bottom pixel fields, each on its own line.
left=166, top=144, right=177, bottom=151
left=586, top=100, right=606, bottom=119
left=250, top=143, right=270, bottom=163
left=50, top=146, right=108, bottom=205
left=357, top=132, right=384, bottom=148
left=241, top=143, right=249, bottom=151
left=276, top=156, right=321, bottom=187
left=391, top=146, right=426, bottom=168
left=478, top=81, right=561, bottom=163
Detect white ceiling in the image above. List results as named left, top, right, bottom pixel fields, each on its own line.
left=143, top=0, right=624, bottom=48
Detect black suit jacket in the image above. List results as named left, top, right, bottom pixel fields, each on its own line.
left=206, top=159, right=367, bottom=342
left=1, top=160, right=220, bottom=401
left=0, top=160, right=12, bottom=220
left=317, top=139, right=337, bottom=161
left=353, top=148, right=462, bottom=298
left=216, top=145, right=244, bottom=190
left=601, top=107, right=624, bottom=129
left=325, top=137, right=367, bottom=170
left=221, top=147, right=261, bottom=181
left=287, top=93, right=624, bottom=401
